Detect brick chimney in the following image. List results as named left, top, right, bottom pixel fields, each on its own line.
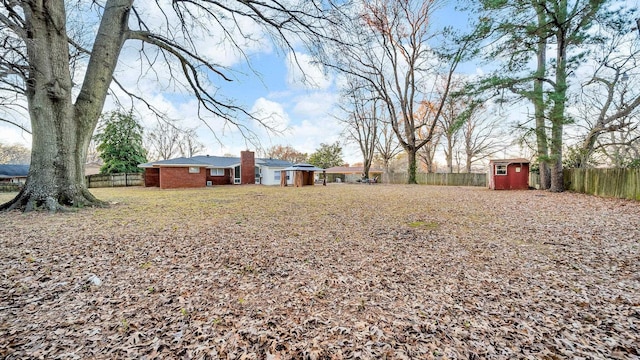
left=240, top=151, right=255, bottom=184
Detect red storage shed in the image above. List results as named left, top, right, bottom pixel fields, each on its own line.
left=488, top=158, right=530, bottom=190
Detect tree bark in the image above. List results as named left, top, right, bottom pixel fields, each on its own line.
left=407, top=148, right=418, bottom=184
left=534, top=1, right=551, bottom=190
left=1, top=0, right=132, bottom=212
left=548, top=0, right=568, bottom=193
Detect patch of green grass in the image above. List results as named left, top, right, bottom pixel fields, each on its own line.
left=408, top=220, right=438, bottom=230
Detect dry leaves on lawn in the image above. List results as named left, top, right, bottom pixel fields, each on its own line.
left=0, top=185, right=639, bottom=359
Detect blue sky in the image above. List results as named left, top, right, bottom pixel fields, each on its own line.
left=0, top=1, right=506, bottom=164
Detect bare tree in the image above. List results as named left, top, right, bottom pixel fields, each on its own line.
left=460, top=106, right=507, bottom=173
left=415, top=100, right=442, bottom=173
left=417, top=134, right=441, bottom=173
left=570, top=18, right=640, bottom=168
left=597, top=126, right=640, bottom=167
left=263, top=145, right=308, bottom=164
left=375, top=116, right=402, bottom=182
left=328, top=0, right=474, bottom=183
left=178, top=128, right=205, bottom=158
left=146, top=122, right=204, bottom=161
left=0, top=143, right=31, bottom=164
left=338, top=77, right=379, bottom=179
left=433, top=79, right=469, bottom=173
left=146, top=121, right=183, bottom=161
left=0, top=1, right=342, bottom=211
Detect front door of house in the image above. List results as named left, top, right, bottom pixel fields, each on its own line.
left=234, top=165, right=241, bottom=184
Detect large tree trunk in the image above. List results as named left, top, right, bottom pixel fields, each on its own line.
left=382, top=161, right=390, bottom=184
left=1, top=0, right=131, bottom=212
left=363, top=158, right=371, bottom=180
left=549, top=1, right=568, bottom=193
left=533, top=2, right=551, bottom=190
left=407, top=148, right=418, bottom=184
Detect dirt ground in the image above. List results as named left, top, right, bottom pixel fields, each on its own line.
left=1, top=184, right=639, bottom=359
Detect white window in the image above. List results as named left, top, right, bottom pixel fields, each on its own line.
left=210, top=168, right=225, bottom=176
left=188, top=166, right=200, bottom=173
left=495, top=165, right=507, bottom=175
left=274, top=171, right=281, bottom=181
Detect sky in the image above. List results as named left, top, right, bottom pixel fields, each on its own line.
left=3, top=1, right=636, bottom=166
left=0, top=0, right=482, bottom=165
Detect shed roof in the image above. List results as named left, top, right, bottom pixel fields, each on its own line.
left=281, top=163, right=324, bottom=172
left=0, top=164, right=29, bottom=178
left=489, top=158, right=530, bottom=165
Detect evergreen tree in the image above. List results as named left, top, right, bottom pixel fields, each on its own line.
left=468, top=0, right=615, bottom=191
left=94, top=110, right=147, bottom=174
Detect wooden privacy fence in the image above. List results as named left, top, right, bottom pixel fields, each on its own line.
left=388, top=172, right=487, bottom=187
left=564, top=168, right=640, bottom=200
left=0, top=183, right=20, bottom=192
left=85, top=173, right=143, bottom=188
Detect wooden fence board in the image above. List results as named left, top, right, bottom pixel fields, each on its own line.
left=564, top=168, right=640, bottom=200
left=389, top=173, right=487, bottom=187
left=0, top=183, right=20, bottom=192
left=85, top=173, right=143, bottom=188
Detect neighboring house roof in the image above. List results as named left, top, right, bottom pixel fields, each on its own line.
left=282, top=163, right=324, bottom=172
left=0, top=164, right=29, bottom=179
left=325, top=166, right=383, bottom=174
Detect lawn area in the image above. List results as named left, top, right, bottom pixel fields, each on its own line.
left=1, top=185, right=639, bottom=359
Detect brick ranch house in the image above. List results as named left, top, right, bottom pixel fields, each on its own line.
left=139, top=151, right=295, bottom=189
left=0, top=164, right=29, bottom=185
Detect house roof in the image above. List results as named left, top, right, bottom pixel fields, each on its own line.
left=139, top=155, right=293, bottom=169
left=489, top=158, right=530, bottom=164
left=0, top=164, right=29, bottom=178
left=257, top=158, right=293, bottom=167
left=281, top=163, right=324, bottom=172
left=138, top=157, right=211, bottom=168
left=324, top=165, right=383, bottom=174
left=190, top=155, right=241, bottom=167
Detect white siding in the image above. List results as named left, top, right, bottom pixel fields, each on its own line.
left=259, top=166, right=293, bottom=185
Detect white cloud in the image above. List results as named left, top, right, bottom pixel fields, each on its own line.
left=131, top=1, right=273, bottom=69
left=291, top=92, right=339, bottom=117
left=286, top=52, right=333, bottom=90
left=251, top=97, right=290, bottom=130
left=0, top=124, right=31, bottom=148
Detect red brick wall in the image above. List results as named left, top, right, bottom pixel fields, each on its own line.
left=240, top=151, right=255, bottom=184
left=144, top=168, right=160, bottom=187
left=206, top=168, right=232, bottom=185
left=159, top=167, right=206, bottom=189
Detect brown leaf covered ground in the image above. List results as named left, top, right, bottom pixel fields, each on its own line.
left=0, top=184, right=639, bottom=359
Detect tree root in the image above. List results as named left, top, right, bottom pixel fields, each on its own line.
left=0, top=188, right=109, bottom=213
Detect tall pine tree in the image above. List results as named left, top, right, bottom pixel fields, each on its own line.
left=94, top=110, right=147, bottom=174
